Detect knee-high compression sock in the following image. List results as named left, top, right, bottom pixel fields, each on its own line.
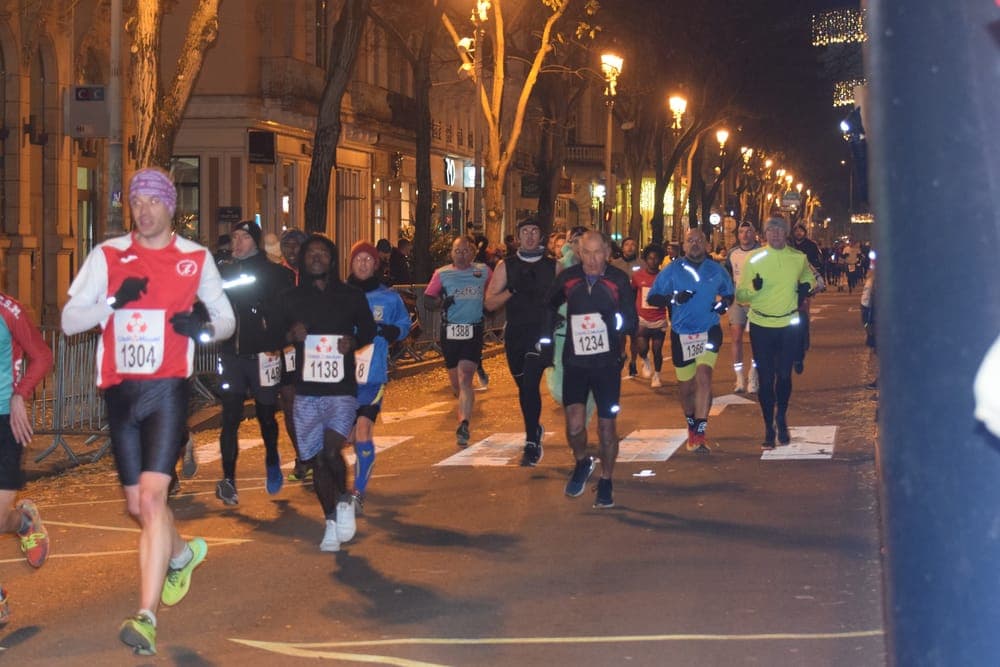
left=256, top=401, right=280, bottom=467
left=353, top=441, right=375, bottom=495
left=219, top=394, right=245, bottom=481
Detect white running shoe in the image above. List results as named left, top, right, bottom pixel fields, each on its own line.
left=748, top=367, right=759, bottom=394
left=640, top=357, right=653, bottom=379
left=320, top=520, right=340, bottom=552
left=335, top=495, right=356, bottom=543
left=650, top=372, right=662, bottom=388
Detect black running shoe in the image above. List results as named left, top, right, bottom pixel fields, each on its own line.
left=456, top=420, right=471, bottom=447
left=593, top=478, right=614, bottom=508
left=565, top=456, right=596, bottom=497
left=520, top=425, right=544, bottom=467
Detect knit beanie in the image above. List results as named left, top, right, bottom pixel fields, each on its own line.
left=231, top=220, right=262, bottom=247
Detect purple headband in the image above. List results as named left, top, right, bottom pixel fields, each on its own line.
left=129, top=168, right=177, bottom=215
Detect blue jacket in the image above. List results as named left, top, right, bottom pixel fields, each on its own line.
left=649, top=256, right=734, bottom=334
left=351, top=278, right=411, bottom=386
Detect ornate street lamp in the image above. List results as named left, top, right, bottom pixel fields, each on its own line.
left=600, top=52, right=623, bottom=233
left=668, top=95, right=687, bottom=132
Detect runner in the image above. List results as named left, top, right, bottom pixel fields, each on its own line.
left=735, top=216, right=816, bottom=449
left=630, top=244, right=668, bottom=388
left=423, top=236, right=492, bottom=447
left=484, top=217, right=558, bottom=466
left=541, top=230, right=636, bottom=508
left=648, top=228, right=734, bottom=454
left=725, top=221, right=762, bottom=393
left=61, top=167, right=235, bottom=655
left=278, top=228, right=311, bottom=483
left=0, top=290, right=53, bottom=625
left=215, top=220, right=295, bottom=504
left=346, top=241, right=411, bottom=507
left=274, top=234, right=376, bottom=552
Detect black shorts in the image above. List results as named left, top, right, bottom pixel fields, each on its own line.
left=671, top=325, right=724, bottom=368
left=441, top=323, right=484, bottom=369
left=105, top=378, right=189, bottom=486
left=219, top=352, right=279, bottom=404
left=562, top=363, right=622, bottom=419
left=0, top=415, right=24, bottom=491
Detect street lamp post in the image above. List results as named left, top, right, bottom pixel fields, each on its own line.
left=715, top=128, right=729, bottom=246
left=600, top=52, right=623, bottom=234
left=471, top=1, right=490, bottom=234
left=668, top=94, right=687, bottom=243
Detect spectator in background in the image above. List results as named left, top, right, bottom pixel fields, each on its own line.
left=214, top=234, right=232, bottom=266
left=388, top=238, right=413, bottom=284
left=375, top=239, right=393, bottom=284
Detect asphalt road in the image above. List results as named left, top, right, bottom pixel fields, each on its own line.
left=1, top=289, right=884, bottom=666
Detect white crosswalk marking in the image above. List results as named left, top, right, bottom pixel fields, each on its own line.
left=381, top=401, right=452, bottom=424
left=436, top=433, right=524, bottom=467
left=618, top=429, right=688, bottom=462
left=710, top=393, right=756, bottom=416
left=344, top=435, right=412, bottom=466
left=761, top=426, right=837, bottom=460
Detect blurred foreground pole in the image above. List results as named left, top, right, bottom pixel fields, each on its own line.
left=869, top=1, right=1000, bottom=665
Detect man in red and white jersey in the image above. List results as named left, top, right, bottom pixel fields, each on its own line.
left=630, top=244, right=668, bottom=388
left=61, top=167, right=234, bottom=656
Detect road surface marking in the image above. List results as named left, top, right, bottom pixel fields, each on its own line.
left=618, top=429, right=687, bottom=462
left=435, top=433, right=524, bottom=467
left=761, top=426, right=837, bottom=460
left=344, top=436, right=413, bottom=467
left=195, top=437, right=264, bottom=465
left=231, top=629, right=883, bottom=663
left=381, top=401, right=452, bottom=424
left=710, top=393, right=756, bottom=416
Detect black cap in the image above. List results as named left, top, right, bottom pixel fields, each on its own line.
left=516, top=217, right=541, bottom=230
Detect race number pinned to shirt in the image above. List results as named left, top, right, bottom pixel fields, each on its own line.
left=283, top=345, right=296, bottom=372
left=641, top=287, right=653, bottom=307
left=570, top=313, right=609, bottom=355
left=355, top=344, right=375, bottom=384
left=302, top=334, right=344, bottom=383
left=258, top=351, right=282, bottom=387
left=113, top=309, right=165, bottom=374
left=681, top=331, right=709, bottom=362
left=446, top=323, right=473, bottom=340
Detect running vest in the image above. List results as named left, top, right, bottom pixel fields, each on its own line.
left=504, top=253, right=556, bottom=327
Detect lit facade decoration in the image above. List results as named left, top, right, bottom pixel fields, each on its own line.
left=811, top=8, right=868, bottom=47
left=851, top=213, right=875, bottom=224
left=834, top=78, right=867, bottom=107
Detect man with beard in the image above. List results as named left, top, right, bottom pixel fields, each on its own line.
left=484, top=218, right=557, bottom=466
left=648, top=228, right=734, bottom=454
left=275, top=235, right=376, bottom=551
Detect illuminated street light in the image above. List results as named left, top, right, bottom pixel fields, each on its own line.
left=785, top=174, right=794, bottom=187
left=716, top=128, right=729, bottom=153
left=601, top=52, right=623, bottom=233
left=668, top=95, right=687, bottom=131
left=796, top=182, right=804, bottom=193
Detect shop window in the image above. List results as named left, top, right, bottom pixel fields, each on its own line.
left=171, top=156, right=201, bottom=241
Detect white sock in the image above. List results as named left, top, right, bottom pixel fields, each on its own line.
left=138, top=609, right=157, bottom=627
left=169, top=543, right=193, bottom=570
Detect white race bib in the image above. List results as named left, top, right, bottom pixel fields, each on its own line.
left=446, top=323, right=473, bottom=340
left=570, top=313, right=609, bottom=356
left=355, top=344, right=375, bottom=384
left=302, top=334, right=344, bottom=383
left=641, top=286, right=653, bottom=307
left=113, top=309, right=166, bottom=375
left=258, top=351, right=282, bottom=387
left=681, top=331, right=709, bottom=362
left=283, top=345, right=296, bottom=372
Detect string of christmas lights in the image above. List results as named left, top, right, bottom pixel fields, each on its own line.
left=811, top=8, right=868, bottom=47
left=834, top=78, right=867, bottom=107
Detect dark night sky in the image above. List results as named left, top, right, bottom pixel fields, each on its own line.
left=615, top=0, right=863, bottom=227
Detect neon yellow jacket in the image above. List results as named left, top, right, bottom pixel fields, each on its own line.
left=735, top=245, right=815, bottom=328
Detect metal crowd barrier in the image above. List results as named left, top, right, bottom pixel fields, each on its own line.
left=31, top=327, right=109, bottom=464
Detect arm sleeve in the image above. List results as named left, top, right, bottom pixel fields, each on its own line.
left=424, top=270, right=443, bottom=298
left=799, top=256, right=817, bottom=288
left=354, top=292, right=377, bottom=347
left=8, top=305, right=53, bottom=398
left=735, top=259, right=755, bottom=304
left=196, top=254, right=236, bottom=341
left=539, top=272, right=567, bottom=341
left=62, top=248, right=114, bottom=335
left=388, top=293, right=412, bottom=341
left=619, top=273, right=638, bottom=336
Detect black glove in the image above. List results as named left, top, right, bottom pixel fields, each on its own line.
left=797, top=282, right=813, bottom=299
left=711, top=300, right=729, bottom=315
left=646, top=292, right=669, bottom=308
left=528, top=337, right=555, bottom=368
left=672, top=290, right=695, bottom=305
left=109, top=277, right=149, bottom=309
left=441, top=292, right=455, bottom=312
left=377, top=323, right=401, bottom=342
left=170, top=301, right=212, bottom=341
left=752, top=273, right=763, bottom=291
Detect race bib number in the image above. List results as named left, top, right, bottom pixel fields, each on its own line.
left=570, top=313, right=609, bottom=356
left=283, top=345, right=296, bottom=372
left=681, top=331, right=709, bottom=362
left=355, top=344, right=375, bottom=384
left=258, top=351, right=282, bottom=387
left=302, top=334, right=344, bottom=383
left=113, top=309, right=165, bottom=375
left=446, top=323, right=473, bottom=340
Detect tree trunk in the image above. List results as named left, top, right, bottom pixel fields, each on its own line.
left=129, top=0, right=220, bottom=168
left=411, top=13, right=437, bottom=282
left=303, top=0, right=371, bottom=235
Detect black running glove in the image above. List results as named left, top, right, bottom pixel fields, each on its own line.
left=752, top=273, right=763, bottom=291
left=672, top=290, right=695, bottom=305
left=797, top=282, right=813, bottom=299
left=377, top=323, right=402, bottom=342
left=170, top=301, right=212, bottom=341
left=109, top=277, right=149, bottom=309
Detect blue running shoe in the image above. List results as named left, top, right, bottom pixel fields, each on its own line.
left=593, top=478, right=614, bottom=508
left=354, top=442, right=375, bottom=495
left=564, top=456, right=595, bottom=497
left=266, top=463, right=283, bottom=495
